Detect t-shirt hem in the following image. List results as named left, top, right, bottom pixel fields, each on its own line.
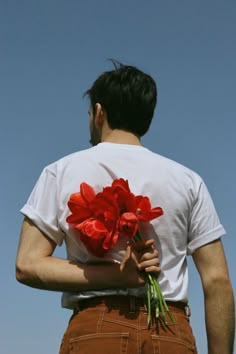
left=187, top=224, right=226, bottom=255
left=20, top=204, right=64, bottom=246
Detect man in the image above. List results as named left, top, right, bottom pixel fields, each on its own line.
left=16, top=61, right=234, bottom=354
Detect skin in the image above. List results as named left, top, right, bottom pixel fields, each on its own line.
left=16, top=103, right=235, bottom=353
left=16, top=218, right=160, bottom=291
left=193, top=240, right=235, bottom=354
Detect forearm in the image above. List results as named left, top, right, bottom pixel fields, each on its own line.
left=16, top=255, right=144, bottom=292
left=204, top=279, right=235, bottom=354
left=16, top=219, right=159, bottom=293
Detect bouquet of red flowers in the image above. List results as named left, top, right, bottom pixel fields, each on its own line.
left=66, top=178, right=174, bottom=325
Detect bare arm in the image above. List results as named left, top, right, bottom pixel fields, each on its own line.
left=192, top=239, right=235, bottom=354
left=16, top=218, right=160, bottom=292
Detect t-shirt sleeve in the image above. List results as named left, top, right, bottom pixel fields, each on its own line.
left=187, top=179, right=226, bottom=255
left=20, top=166, right=64, bottom=246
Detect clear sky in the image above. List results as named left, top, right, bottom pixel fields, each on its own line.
left=1, top=1, right=235, bottom=353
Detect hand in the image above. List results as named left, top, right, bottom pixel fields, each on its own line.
left=133, top=239, right=160, bottom=274
left=120, top=239, right=160, bottom=287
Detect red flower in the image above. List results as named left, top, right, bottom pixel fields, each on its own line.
left=117, top=212, right=139, bottom=238
left=66, top=178, right=163, bottom=257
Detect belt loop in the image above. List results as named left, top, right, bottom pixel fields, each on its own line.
left=129, top=296, right=135, bottom=314
left=73, top=303, right=80, bottom=314
left=185, top=304, right=191, bottom=317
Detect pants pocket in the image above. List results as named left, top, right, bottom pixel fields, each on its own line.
left=69, top=332, right=129, bottom=354
left=152, top=335, right=196, bottom=354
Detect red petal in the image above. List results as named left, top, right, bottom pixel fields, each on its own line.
left=66, top=207, right=92, bottom=224
left=118, top=212, right=139, bottom=237
left=80, top=234, right=107, bottom=257
left=80, top=182, right=96, bottom=205
left=77, top=219, right=107, bottom=239
left=76, top=219, right=111, bottom=257
left=149, top=207, right=164, bottom=220
left=136, top=196, right=151, bottom=211
left=91, top=192, right=119, bottom=220
left=103, top=229, right=119, bottom=250
left=112, top=178, right=131, bottom=193
left=68, top=193, right=87, bottom=211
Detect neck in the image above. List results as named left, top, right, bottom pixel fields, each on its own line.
left=102, top=129, right=142, bottom=146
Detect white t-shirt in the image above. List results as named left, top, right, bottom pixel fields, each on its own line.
left=20, top=143, right=225, bottom=309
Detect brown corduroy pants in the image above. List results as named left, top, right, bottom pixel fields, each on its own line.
left=59, top=296, right=198, bottom=354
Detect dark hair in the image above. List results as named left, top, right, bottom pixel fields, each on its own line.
left=84, top=59, right=157, bottom=137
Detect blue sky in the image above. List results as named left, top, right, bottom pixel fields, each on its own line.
left=1, top=1, right=235, bottom=353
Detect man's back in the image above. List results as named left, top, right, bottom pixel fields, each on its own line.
left=21, top=142, right=225, bottom=309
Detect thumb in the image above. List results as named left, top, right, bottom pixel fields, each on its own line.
left=120, top=244, right=132, bottom=271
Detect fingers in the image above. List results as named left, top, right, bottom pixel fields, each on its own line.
left=132, top=239, right=155, bottom=253
left=133, top=239, right=159, bottom=264
left=134, top=239, right=160, bottom=274
left=138, top=260, right=160, bottom=274
left=137, top=251, right=160, bottom=273
left=139, top=248, right=159, bottom=263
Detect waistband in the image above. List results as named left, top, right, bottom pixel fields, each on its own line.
left=74, top=295, right=191, bottom=316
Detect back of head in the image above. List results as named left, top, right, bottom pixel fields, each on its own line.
left=85, top=60, right=157, bottom=137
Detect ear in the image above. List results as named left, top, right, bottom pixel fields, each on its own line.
left=94, top=103, right=106, bottom=128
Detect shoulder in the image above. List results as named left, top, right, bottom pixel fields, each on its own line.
left=148, top=150, right=203, bottom=187
left=42, top=147, right=95, bottom=175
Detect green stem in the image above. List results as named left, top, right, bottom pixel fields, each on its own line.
left=132, top=230, right=175, bottom=326
left=146, top=276, right=151, bottom=325
left=134, top=229, right=143, bottom=242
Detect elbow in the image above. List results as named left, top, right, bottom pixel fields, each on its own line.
left=15, top=259, right=35, bottom=285
left=16, top=257, right=46, bottom=289
left=15, top=261, right=27, bottom=284
left=203, top=273, right=233, bottom=297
